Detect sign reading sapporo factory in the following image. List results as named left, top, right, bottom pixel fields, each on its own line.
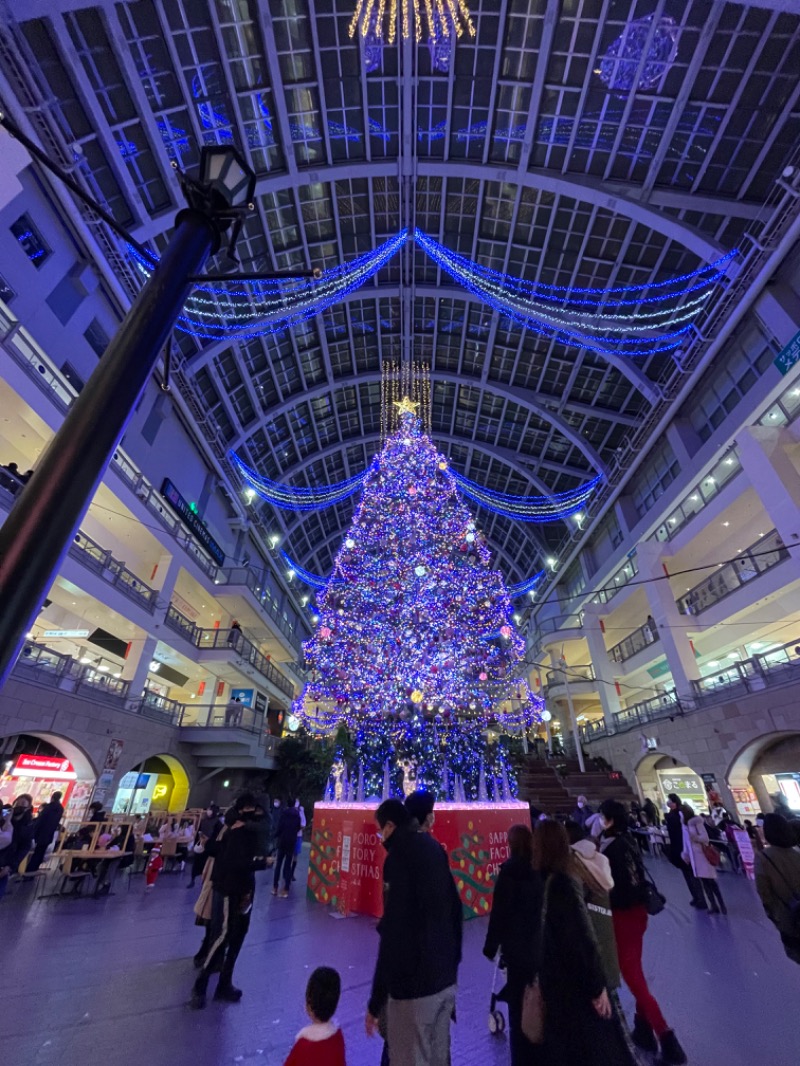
left=774, top=328, right=800, bottom=376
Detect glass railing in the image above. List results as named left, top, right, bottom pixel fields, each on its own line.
left=535, top=613, right=583, bottom=637
left=677, top=529, right=789, bottom=616
left=166, top=605, right=296, bottom=698
left=592, top=553, right=639, bottom=606
left=651, top=447, right=742, bottom=545
left=691, top=662, right=759, bottom=701
left=608, top=621, right=660, bottom=664
left=544, top=665, right=595, bottom=686
left=70, top=531, right=158, bottom=611
left=213, top=566, right=301, bottom=650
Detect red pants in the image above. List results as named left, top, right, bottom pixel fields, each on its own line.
left=612, top=905, right=669, bottom=1037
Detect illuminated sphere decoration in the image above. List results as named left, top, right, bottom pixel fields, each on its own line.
left=597, top=15, right=679, bottom=94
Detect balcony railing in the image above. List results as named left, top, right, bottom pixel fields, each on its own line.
left=609, top=621, right=660, bottom=664
left=536, top=613, right=583, bottom=637
left=164, top=605, right=296, bottom=699
left=545, top=664, right=595, bottom=687
left=677, top=529, right=789, bottom=616
left=579, top=636, right=800, bottom=744
left=70, top=531, right=158, bottom=611
left=13, top=643, right=130, bottom=700
left=213, top=566, right=302, bottom=652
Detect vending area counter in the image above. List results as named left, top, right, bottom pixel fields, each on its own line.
left=307, top=800, right=531, bottom=918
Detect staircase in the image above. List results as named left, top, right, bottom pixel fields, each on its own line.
left=517, top=757, right=638, bottom=817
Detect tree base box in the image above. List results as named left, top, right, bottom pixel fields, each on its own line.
left=307, top=800, right=531, bottom=918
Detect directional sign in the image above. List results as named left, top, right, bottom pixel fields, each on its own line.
left=774, top=328, right=800, bottom=376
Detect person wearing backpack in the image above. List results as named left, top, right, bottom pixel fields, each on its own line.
left=755, top=813, right=800, bottom=965
left=599, top=800, right=686, bottom=1066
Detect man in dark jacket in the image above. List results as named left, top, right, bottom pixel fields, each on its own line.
left=665, top=793, right=705, bottom=908
left=272, top=798, right=301, bottom=897
left=27, top=791, right=65, bottom=872
left=191, top=793, right=262, bottom=1009
left=0, top=794, right=35, bottom=899
left=366, top=799, right=463, bottom=1066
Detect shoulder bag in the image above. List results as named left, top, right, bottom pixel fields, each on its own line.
left=631, top=840, right=666, bottom=915
left=521, top=876, right=550, bottom=1044
left=701, top=842, right=721, bottom=868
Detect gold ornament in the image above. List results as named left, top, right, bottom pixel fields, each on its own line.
left=394, top=395, right=419, bottom=416
left=410, top=689, right=424, bottom=703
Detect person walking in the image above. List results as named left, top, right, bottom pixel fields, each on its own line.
left=531, top=820, right=635, bottom=1066
left=483, top=824, right=542, bottom=1066
left=664, top=793, right=705, bottom=908
left=191, top=793, right=262, bottom=1008
left=754, top=813, right=800, bottom=965
left=571, top=795, right=593, bottom=831
left=0, top=794, right=35, bottom=900
left=681, top=804, right=726, bottom=914
left=272, top=797, right=301, bottom=898
left=290, top=799, right=307, bottom=882
left=599, top=800, right=686, bottom=1065
left=27, top=790, right=64, bottom=872
left=366, top=799, right=462, bottom=1066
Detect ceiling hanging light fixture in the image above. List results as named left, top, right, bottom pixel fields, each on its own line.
left=349, top=0, right=475, bottom=51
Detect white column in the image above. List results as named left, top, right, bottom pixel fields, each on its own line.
left=737, top=425, right=800, bottom=581
left=636, top=541, right=700, bottom=701
left=582, top=603, right=622, bottom=724
left=122, top=635, right=158, bottom=700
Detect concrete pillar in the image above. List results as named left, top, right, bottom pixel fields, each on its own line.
left=122, top=635, right=158, bottom=700
left=149, top=552, right=179, bottom=595
left=614, top=494, right=640, bottom=536
left=636, top=541, right=700, bottom=701
left=582, top=604, right=622, bottom=724
left=737, top=426, right=800, bottom=578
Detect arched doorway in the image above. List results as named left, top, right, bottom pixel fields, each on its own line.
left=111, top=753, right=190, bottom=815
left=634, top=752, right=707, bottom=812
left=0, top=731, right=97, bottom=823
left=727, top=732, right=800, bottom=818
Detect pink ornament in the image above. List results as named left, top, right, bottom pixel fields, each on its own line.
left=320, top=626, right=332, bottom=638
left=500, top=625, right=512, bottom=638
left=479, top=671, right=488, bottom=681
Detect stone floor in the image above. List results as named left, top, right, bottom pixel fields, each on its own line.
left=0, top=849, right=798, bottom=1066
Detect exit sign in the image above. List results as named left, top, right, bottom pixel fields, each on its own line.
left=774, top=328, right=800, bottom=376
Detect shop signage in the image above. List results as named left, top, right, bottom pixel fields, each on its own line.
left=255, top=691, right=267, bottom=713
left=230, top=688, right=254, bottom=706
left=97, top=770, right=115, bottom=790
left=732, top=828, right=756, bottom=880
left=12, top=754, right=77, bottom=780
left=774, top=327, right=800, bottom=376
left=43, top=629, right=90, bottom=639
left=656, top=768, right=706, bottom=809
left=160, top=478, right=225, bottom=565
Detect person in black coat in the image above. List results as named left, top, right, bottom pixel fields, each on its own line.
left=532, top=820, right=636, bottom=1066
left=272, top=798, right=301, bottom=897
left=0, top=794, right=35, bottom=899
left=27, top=791, right=64, bottom=872
left=664, top=793, right=704, bottom=907
left=483, top=825, right=543, bottom=1066
left=191, top=794, right=262, bottom=1009
left=366, top=799, right=462, bottom=1066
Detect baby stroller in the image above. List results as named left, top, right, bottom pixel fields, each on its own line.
left=487, top=956, right=507, bottom=1035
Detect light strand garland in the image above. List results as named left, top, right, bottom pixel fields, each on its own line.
left=451, top=470, right=602, bottom=522
left=230, top=451, right=369, bottom=511
left=128, top=230, right=734, bottom=354
left=279, top=549, right=329, bottom=591
left=349, top=0, right=475, bottom=46
left=509, top=570, right=546, bottom=598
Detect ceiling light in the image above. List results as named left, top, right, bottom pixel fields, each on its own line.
left=690, top=494, right=699, bottom=502
left=724, top=458, right=734, bottom=465
left=750, top=642, right=764, bottom=650
left=727, top=653, right=739, bottom=659
left=706, top=660, right=719, bottom=668
left=722, top=521, right=730, bottom=527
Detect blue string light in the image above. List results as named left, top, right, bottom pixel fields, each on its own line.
left=280, top=549, right=329, bottom=591
left=509, top=570, right=546, bottom=598
left=451, top=470, right=602, bottom=522
left=231, top=450, right=370, bottom=510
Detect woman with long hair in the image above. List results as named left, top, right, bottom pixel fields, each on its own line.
left=532, top=820, right=636, bottom=1066
left=600, top=800, right=686, bottom=1065
left=681, top=803, right=726, bottom=914
left=483, top=824, right=543, bottom=1065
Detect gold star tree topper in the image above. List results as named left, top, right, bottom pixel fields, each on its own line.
left=394, top=396, right=419, bottom=416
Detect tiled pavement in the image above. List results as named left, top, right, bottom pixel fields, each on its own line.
left=1, top=851, right=798, bottom=1066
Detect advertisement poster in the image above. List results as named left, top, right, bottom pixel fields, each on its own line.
left=730, top=787, right=759, bottom=821
left=103, top=739, right=124, bottom=771
left=656, top=768, right=706, bottom=810
left=732, top=828, right=756, bottom=880
left=307, top=801, right=530, bottom=919
left=230, top=688, right=254, bottom=707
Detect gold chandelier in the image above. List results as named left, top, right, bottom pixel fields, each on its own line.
left=349, top=0, right=475, bottom=47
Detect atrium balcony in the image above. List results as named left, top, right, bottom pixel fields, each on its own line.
left=212, top=565, right=304, bottom=658
left=676, top=529, right=789, bottom=618
left=163, top=603, right=297, bottom=704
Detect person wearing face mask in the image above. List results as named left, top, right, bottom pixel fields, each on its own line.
left=571, top=795, right=593, bottom=831
left=191, top=792, right=262, bottom=1009
left=0, top=794, right=35, bottom=900
left=273, top=796, right=301, bottom=898
left=188, top=804, right=222, bottom=888
left=366, top=799, right=462, bottom=1066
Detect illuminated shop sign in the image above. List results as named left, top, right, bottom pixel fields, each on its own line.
left=160, top=479, right=225, bottom=566
left=12, top=754, right=77, bottom=780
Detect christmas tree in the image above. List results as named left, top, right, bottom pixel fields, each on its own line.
left=294, top=399, right=542, bottom=798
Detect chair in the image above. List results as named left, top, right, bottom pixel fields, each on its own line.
left=159, top=839, right=179, bottom=873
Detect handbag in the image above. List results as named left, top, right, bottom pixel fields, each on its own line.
left=521, top=876, right=550, bottom=1044
left=702, top=843, right=721, bottom=868
left=192, top=842, right=205, bottom=855
left=640, top=866, right=666, bottom=916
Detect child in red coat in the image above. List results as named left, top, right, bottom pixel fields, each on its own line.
left=283, top=967, right=346, bottom=1066
left=145, top=846, right=163, bottom=889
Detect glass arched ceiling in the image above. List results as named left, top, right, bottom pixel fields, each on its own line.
left=2, top=0, right=799, bottom=581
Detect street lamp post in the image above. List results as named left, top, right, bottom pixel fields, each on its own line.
left=0, top=143, right=259, bottom=688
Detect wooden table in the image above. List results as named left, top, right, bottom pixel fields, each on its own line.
left=53, top=849, right=127, bottom=897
